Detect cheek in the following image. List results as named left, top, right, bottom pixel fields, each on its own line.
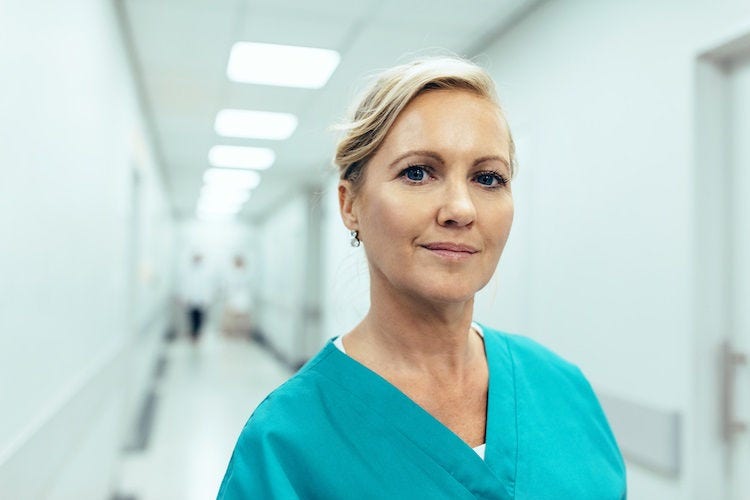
left=360, top=190, right=423, bottom=241
left=503, top=202, right=515, bottom=235
left=487, top=200, right=514, bottom=247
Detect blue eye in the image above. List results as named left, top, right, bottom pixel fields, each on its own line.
left=403, top=166, right=427, bottom=182
left=475, top=171, right=507, bottom=188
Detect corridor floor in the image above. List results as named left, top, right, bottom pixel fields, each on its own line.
left=116, top=330, right=291, bottom=500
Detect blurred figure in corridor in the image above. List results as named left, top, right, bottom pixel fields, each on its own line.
left=179, top=252, right=214, bottom=343
left=221, top=254, right=253, bottom=338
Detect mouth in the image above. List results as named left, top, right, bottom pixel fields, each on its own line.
left=420, top=242, right=479, bottom=260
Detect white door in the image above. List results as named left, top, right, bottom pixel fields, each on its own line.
left=726, top=51, right=750, bottom=500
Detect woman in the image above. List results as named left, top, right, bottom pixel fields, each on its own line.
left=218, top=56, right=626, bottom=499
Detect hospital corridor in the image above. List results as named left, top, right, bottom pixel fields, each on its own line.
left=2, top=1, right=750, bottom=499
left=116, top=331, right=290, bottom=500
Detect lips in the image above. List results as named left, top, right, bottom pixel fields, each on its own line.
left=420, top=242, right=479, bottom=256
left=422, top=242, right=479, bottom=253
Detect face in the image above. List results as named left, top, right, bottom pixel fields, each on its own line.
left=339, top=89, right=514, bottom=305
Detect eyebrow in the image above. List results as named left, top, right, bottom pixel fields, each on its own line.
left=388, top=150, right=444, bottom=169
left=388, top=150, right=510, bottom=170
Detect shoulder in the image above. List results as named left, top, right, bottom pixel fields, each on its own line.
left=480, top=324, right=599, bottom=402
left=233, top=341, right=353, bottom=448
left=218, top=374, right=318, bottom=499
left=218, top=344, right=357, bottom=498
left=481, top=324, right=581, bottom=375
left=481, top=324, right=623, bottom=449
left=246, top=347, right=335, bottom=431
left=479, top=325, right=627, bottom=491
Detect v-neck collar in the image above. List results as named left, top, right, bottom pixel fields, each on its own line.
left=309, top=325, right=517, bottom=499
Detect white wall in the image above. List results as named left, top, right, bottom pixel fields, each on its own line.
left=251, top=180, right=367, bottom=365
left=320, top=176, right=370, bottom=341
left=255, top=194, right=310, bottom=363
left=132, top=142, right=177, bottom=329
left=0, top=1, right=175, bottom=498
left=468, top=1, right=750, bottom=498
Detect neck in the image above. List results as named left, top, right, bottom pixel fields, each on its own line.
left=347, top=277, right=480, bottom=377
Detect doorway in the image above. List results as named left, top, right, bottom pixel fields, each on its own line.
left=694, top=29, right=750, bottom=500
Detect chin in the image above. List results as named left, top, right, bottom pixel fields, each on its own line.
left=381, top=269, right=489, bottom=306
left=415, top=283, right=479, bottom=305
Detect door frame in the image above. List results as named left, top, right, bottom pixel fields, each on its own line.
left=692, top=23, right=750, bottom=500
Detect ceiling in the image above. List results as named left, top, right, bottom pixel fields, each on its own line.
left=118, top=0, right=539, bottom=222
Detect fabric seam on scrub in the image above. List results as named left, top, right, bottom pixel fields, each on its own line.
left=502, top=333, right=519, bottom=498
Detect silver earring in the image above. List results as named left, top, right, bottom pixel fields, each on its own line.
left=350, top=230, right=361, bottom=247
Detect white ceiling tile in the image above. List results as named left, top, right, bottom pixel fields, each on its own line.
left=245, top=0, right=379, bottom=24
left=374, top=0, right=529, bottom=30
left=237, top=12, right=353, bottom=50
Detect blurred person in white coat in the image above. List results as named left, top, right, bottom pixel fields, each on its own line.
left=180, top=252, right=214, bottom=342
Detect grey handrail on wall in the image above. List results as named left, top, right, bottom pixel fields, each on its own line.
left=598, top=393, right=681, bottom=477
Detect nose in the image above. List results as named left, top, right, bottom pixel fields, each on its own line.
left=437, top=181, right=476, bottom=228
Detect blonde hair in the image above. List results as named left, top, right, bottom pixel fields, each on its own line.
left=334, top=56, right=516, bottom=189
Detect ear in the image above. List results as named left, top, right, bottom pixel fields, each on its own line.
left=338, top=180, right=359, bottom=231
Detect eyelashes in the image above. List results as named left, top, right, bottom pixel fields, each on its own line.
left=401, top=164, right=431, bottom=182
left=474, top=170, right=508, bottom=188
left=399, top=164, right=508, bottom=188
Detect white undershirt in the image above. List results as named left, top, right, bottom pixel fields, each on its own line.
left=333, top=323, right=486, bottom=460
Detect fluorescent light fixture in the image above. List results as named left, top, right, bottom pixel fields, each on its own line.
left=198, top=197, right=248, bottom=211
left=196, top=202, right=242, bottom=221
left=200, top=186, right=251, bottom=205
left=208, top=145, right=275, bottom=170
left=197, top=212, right=237, bottom=222
left=203, top=168, right=261, bottom=190
left=215, top=109, right=298, bottom=140
left=198, top=197, right=248, bottom=213
left=196, top=192, right=247, bottom=214
left=197, top=203, right=242, bottom=214
left=227, top=42, right=340, bottom=89
left=196, top=206, right=239, bottom=221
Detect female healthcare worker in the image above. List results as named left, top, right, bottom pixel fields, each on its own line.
left=218, top=55, right=626, bottom=499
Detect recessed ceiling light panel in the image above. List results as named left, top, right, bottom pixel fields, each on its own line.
left=197, top=202, right=242, bottom=215
left=196, top=186, right=251, bottom=220
left=227, top=42, right=340, bottom=89
left=215, top=109, right=298, bottom=140
left=199, top=189, right=250, bottom=206
left=201, top=183, right=251, bottom=198
left=208, top=145, right=275, bottom=170
left=203, top=168, right=261, bottom=190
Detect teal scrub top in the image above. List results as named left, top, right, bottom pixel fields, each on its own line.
left=218, top=326, right=626, bottom=499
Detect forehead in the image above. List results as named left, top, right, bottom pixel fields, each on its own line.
left=383, top=89, right=510, bottom=154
